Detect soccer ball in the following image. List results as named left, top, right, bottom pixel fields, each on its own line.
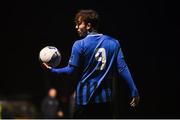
left=39, top=46, right=61, bottom=67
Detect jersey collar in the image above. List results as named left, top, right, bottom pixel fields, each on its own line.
left=86, top=32, right=103, bottom=37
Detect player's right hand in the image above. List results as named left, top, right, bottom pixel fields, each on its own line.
left=41, top=62, right=52, bottom=71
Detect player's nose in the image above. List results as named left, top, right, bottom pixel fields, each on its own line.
left=75, top=25, right=78, bottom=29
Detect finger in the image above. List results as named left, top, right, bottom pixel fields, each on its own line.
left=130, top=101, right=135, bottom=106
left=130, top=100, right=138, bottom=107
left=130, top=103, right=135, bottom=107
left=130, top=98, right=135, bottom=105
left=42, top=63, right=52, bottom=69
left=130, top=102, right=136, bottom=107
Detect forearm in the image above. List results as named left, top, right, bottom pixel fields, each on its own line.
left=119, top=66, right=139, bottom=97
left=50, top=65, right=76, bottom=75
left=116, top=48, right=139, bottom=97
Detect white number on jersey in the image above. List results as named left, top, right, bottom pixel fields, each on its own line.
left=95, top=48, right=106, bottom=70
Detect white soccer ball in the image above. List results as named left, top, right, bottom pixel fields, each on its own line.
left=39, top=46, right=61, bottom=67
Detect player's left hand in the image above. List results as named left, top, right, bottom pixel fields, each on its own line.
left=130, top=96, right=140, bottom=108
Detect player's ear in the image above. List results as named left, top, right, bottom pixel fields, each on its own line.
left=86, top=23, right=91, bottom=30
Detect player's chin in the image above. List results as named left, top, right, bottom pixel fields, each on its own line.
left=78, top=32, right=83, bottom=37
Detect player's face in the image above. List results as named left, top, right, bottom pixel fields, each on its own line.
left=75, top=18, right=88, bottom=37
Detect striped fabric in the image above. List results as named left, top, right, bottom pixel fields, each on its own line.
left=51, top=33, right=139, bottom=106
left=69, top=34, right=120, bottom=105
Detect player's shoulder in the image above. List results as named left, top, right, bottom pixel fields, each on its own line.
left=73, top=37, right=83, bottom=44
left=72, top=38, right=85, bottom=49
left=103, top=34, right=120, bottom=45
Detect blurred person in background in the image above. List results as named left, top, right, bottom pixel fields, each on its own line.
left=41, top=88, right=64, bottom=118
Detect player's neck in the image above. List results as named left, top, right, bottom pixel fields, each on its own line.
left=88, top=30, right=98, bottom=35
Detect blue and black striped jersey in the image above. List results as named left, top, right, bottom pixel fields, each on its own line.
left=68, top=34, right=138, bottom=105
left=51, top=33, right=139, bottom=105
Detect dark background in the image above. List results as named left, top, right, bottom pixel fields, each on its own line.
left=2, top=0, right=180, bottom=118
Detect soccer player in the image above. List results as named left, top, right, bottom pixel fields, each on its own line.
left=41, top=9, right=140, bottom=118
